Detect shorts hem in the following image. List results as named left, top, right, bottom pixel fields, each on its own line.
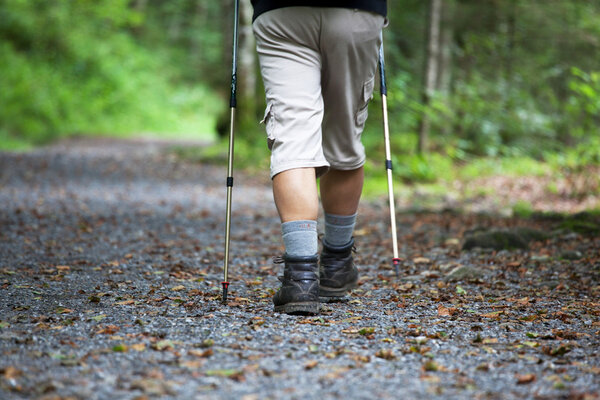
left=270, top=160, right=330, bottom=179
left=327, top=157, right=366, bottom=171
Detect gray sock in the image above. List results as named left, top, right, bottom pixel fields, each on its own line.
left=324, top=212, right=356, bottom=247
left=281, top=220, right=318, bottom=257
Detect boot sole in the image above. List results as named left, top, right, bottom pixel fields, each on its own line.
left=274, top=302, right=320, bottom=315
left=319, top=282, right=357, bottom=298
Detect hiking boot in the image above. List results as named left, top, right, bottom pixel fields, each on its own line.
left=273, top=254, right=320, bottom=315
left=319, top=239, right=358, bottom=298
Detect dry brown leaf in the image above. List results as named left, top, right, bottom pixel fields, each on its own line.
left=438, top=305, right=458, bottom=317
left=304, top=360, right=318, bottom=370
left=516, top=373, right=536, bottom=384
left=2, top=366, right=22, bottom=379
left=413, top=257, right=431, bottom=264
left=189, top=348, right=213, bottom=358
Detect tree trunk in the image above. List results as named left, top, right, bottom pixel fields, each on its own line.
left=133, top=0, right=148, bottom=13
left=437, top=0, right=454, bottom=136
left=505, top=0, right=517, bottom=83
left=417, top=0, right=442, bottom=154
left=437, top=0, right=454, bottom=95
left=168, top=0, right=185, bottom=41
left=238, top=0, right=256, bottom=105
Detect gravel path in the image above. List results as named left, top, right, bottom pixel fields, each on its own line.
left=1, top=138, right=598, bottom=399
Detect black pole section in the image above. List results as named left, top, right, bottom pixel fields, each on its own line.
left=378, top=44, right=387, bottom=96
left=229, top=1, right=239, bottom=109
left=223, top=0, right=240, bottom=304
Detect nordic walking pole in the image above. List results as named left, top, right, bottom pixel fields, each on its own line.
left=378, top=37, right=401, bottom=277
left=223, top=0, right=240, bottom=304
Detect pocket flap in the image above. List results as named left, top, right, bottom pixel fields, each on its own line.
left=362, top=77, right=375, bottom=103
left=260, top=103, right=273, bottom=124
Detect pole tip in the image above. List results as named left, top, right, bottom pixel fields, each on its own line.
left=392, top=258, right=401, bottom=277
left=221, top=282, right=230, bottom=304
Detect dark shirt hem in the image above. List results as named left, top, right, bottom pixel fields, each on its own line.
left=251, top=0, right=387, bottom=21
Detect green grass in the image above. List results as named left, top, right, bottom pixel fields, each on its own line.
left=458, top=156, right=550, bottom=179
left=512, top=200, right=535, bottom=218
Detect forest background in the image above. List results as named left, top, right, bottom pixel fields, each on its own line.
left=1, top=0, right=599, bottom=201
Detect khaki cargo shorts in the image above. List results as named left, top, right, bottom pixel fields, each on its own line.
left=253, top=7, right=386, bottom=178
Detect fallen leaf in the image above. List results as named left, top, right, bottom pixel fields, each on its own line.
left=152, top=340, right=175, bottom=351
left=482, top=338, right=498, bottom=345
left=481, top=311, right=504, bottom=319
left=422, top=360, right=441, bottom=372
left=2, top=366, right=22, bottom=379
left=375, top=349, right=396, bottom=360
left=131, top=378, right=171, bottom=396
left=97, top=325, right=120, bottom=335
left=359, top=327, right=376, bottom=336
left=516, top=373, right=536, bottom=384
left=413, top=257, right=431, bottom=264
left=131, top=343, right=146, bottom=351
left=205, top=369, right=244, bottom=380
left=189, top=348, right=213, bottom=358
left=543, top=344, right=571, bottom=357
left=304, top=360, right=318, bottom=370
left=523, top=341, right=539, bottom=348
left=438, top=305, right=458, bottom=317
left=112, top=344, right=128, bottom=352
left=197, top=339, right=214, bottom=348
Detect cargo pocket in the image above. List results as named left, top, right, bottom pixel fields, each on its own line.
left=260, top=103, right=276, bottom=150
left=355, top=77, right=375, bottom=130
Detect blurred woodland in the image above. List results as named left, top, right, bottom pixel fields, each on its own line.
left=1, top=0, right=599, bottom=174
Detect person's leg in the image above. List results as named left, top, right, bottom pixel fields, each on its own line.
left=273, top=168, right=319, bottom=223
left=317, top=9, right=386, bottom=298
left=320, top=166, right=363, bottom=249
left=253, top=8, right=327, bottom=314
left=320, top=167, right=364, bottom=216
left=274, top=168, right=319, bottom=258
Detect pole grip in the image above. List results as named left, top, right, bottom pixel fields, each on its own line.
left=378, top=37, right=387, bottom=96
left=230, top=73, right=237, bottom=108
left=229, top=0, right=240, bottom=108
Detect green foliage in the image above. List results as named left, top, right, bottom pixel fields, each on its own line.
left=0, top=0, right=221, bottom=148
left=1, top=0, right=600, bottom=189
left=171, top=125, right=269, bottom=173
left=459, top=157, right=549, bottom=179
left=564, top=68, right=600, bottom=139
left=379, top=0, right=600, bottom=160
left=545, top=136, right=600, bottom=172
left=450, top=75, right=557, bottom=157
left=512, top=200, right=534, bottom=218
left=392, top=153, right=453, bottom=184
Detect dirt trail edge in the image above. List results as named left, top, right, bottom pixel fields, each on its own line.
left=1, top=138, right=598, bottom=400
